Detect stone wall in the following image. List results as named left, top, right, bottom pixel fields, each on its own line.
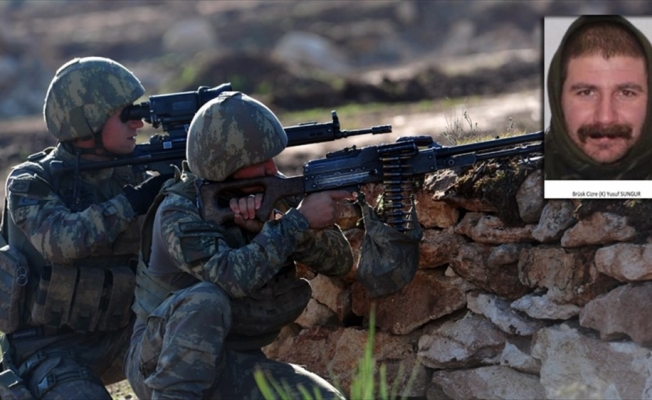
left=263, top=156, right=652, bottom=399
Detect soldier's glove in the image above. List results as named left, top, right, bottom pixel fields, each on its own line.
left=123, top=174, right=173, bottom=215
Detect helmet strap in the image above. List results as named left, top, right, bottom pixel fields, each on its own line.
left=92, top=130, right=112, bottom=157
left=66, top=129, right=123, bottom=160
left=62, top=140, right=96, bottom=157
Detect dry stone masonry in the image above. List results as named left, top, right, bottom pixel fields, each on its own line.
left=263, top=155, right=652, bottom=399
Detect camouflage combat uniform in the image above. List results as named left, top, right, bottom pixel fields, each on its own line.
left=544, top=15, right=652, bottom=180
left=0, top=57, right=152, bottom=399
left=125, top=92, right=353, bottom=399
left=4, top=143, right=145, bottom=399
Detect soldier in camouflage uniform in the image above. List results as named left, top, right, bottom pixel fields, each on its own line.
left=545, top=15, right=652, bottom=180
left=0, top=57, right=169, bottom=399
left=125, top=91, right=354, bottom=399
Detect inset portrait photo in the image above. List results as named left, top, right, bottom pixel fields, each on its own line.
left=544, top=16, right=652, bottom=199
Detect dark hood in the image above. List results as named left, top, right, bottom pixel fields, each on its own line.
left=545, top=15, right=652, bottom=180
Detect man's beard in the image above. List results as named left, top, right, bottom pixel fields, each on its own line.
left=577, top=123, right=633, bottom=143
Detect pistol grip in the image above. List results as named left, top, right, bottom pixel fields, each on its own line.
left=197, top=176, right=305, bottom=225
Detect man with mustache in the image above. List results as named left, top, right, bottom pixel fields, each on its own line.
left=544, top=16, right=652, bottom=180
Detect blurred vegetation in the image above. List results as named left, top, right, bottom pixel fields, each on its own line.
left=155, top=51, right=539, bottom=114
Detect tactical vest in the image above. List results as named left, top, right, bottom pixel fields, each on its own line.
left=133, top=169, right=311, bottom=349
left=0, top=146, right=142, bottom=334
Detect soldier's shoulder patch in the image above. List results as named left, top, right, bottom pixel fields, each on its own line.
left=8, top=173, right=52, bottom=198
left=7, top=177, right=31, bottom=194
left=17, top=197, right=39, bottom=206
left=176, top=221, right=221, bottom=264
left=177, top=221, right=223, bottom=236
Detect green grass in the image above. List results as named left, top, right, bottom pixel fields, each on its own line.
left=276, top=98, right=444, bottom=127
left=253, top=308, right=419, bottom=400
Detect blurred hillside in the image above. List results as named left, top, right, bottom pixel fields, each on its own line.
left=4, top=1, right=651, bottom=115
left=0, top=1, right=545, bottom=116
left=0, top=0, right=648, bottom=181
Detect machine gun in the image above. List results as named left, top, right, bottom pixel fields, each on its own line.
left=57, top=83, right=391, bottom=175
left=198, top=131, right=544, bottom=232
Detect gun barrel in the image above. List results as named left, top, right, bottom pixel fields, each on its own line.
left=285, top=123, right=392, bottom=146
left=340, top=125, right=392, bottom=138
left=474, top=143, right=544, bottom=161
left=434, top=131, right=543, bottom=157
left=284, top=123, right=335, bottom=146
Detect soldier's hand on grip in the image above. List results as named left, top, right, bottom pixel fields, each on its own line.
left=297, top=190, right=353, bottom=230
left=230, top=193, right=265, bottom=232
left=123, top=173, right=173, bottom=215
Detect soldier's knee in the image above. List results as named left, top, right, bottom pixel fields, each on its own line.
left=185, top=281, right=230, bottom=304
left=176, top=282, right=232, bottom=320
left=24, top=356, right=109, bottom=399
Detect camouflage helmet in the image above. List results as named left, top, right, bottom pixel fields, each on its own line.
left=44, top=57, right=145, bottom=141
left=187, top=91, right=288, bottom=181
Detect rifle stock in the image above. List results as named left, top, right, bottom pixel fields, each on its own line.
left=197, top=175, right=305, bottom=225
left=198, top=132, right=544, bottom=227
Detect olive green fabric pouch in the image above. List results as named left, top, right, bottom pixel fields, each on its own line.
left=356, top=195, right=422, bottom=298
